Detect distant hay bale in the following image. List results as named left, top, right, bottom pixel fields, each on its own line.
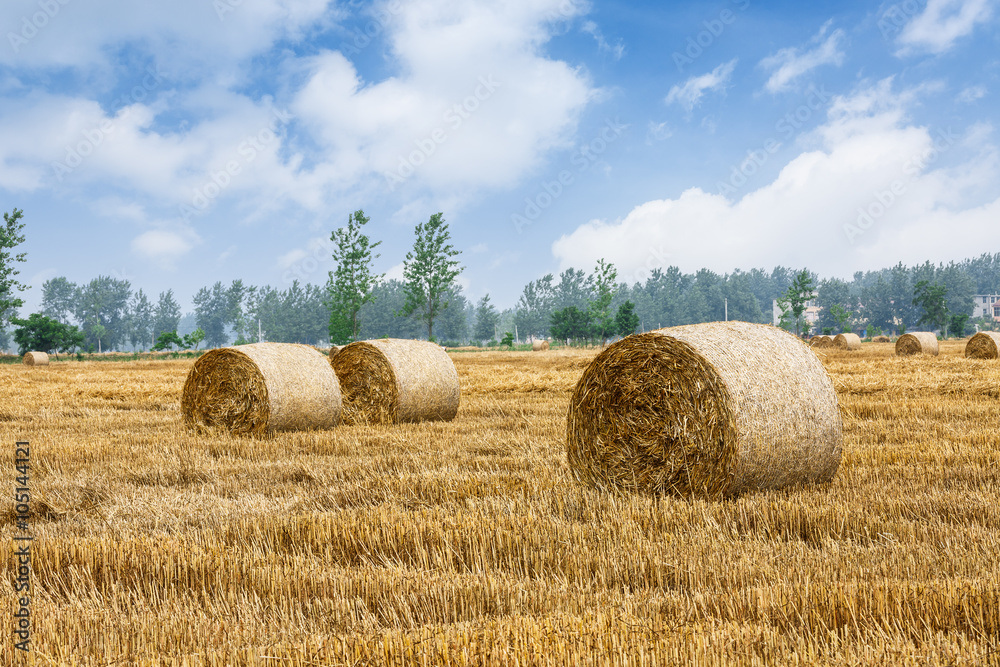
left=809, top=335, right=834, bottom=348
left=872, top=335, right=891, bottom=343
left=181, top=343, right=341, bottom=436
left=895, top=332, right=939, bottom=356
left=833, top=333, right=862, bottom=350
left=22, top=351, right=49, bottom=366
left=532, top=340, right=550, bottom=351
left=965, top=331, right=1000, bottom=359
left=328, top=345, right=341, bottom=361
left=566, top=322, right=843, bottom=499
left=332, top=338, right=460, bottom=425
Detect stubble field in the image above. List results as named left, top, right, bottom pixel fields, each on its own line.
left=2, top=340, right=999, bottom=665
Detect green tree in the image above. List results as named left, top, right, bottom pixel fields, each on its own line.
left=153, top=290, right=182, bottom=344
left=615, top=300, right=639, bottom=337
left=152, top=330, right=185, bottom=351
left=183, top=328, right=206, bottom=350
left=401, top=212, right=463, bottom=340
left=75, top=276, right=132, bottom=351
left=514, top=274, right=555, bottom=339
left=12, top=313, right=83, bottom=355
left=41, top=277, right=78, bottom=324
left=1, top=208, right=28, bottom=328
left=829, top=304, right=852, bottom=333
left=474, top=294, right=499, bottom=343
left=588, top=259, right=618, bottom=343
left=127, top=289, right=154, bottom=351
left=327, top=210, right=384, bottom=345
left=499, top=331, right=514, bottom=348
left=550, top=306, right=592, bottom=344
left=913, top=280, right=949, bottom=335
left=193, top=282, right=233, bottom=348
left=781, top=269, right=815, bottom=337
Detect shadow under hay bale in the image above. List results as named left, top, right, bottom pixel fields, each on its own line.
left=566, top=321, right=843, bottom=499
left=23, top=351, right=49, bottom=366
left=181, top=343, right=341, bottom=436
left=965, top=332, right=1000, bottom=359
left=833, top=333, right=861, bottom=350
left=532, top=340, right=550, bottom=351
left=895, top=332, right=939, bottom=356
left=332, top=338, right=460, bottom=425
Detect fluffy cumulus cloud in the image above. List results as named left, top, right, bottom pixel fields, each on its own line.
left=131, top=227, right=200, bottom=267
left=292, top=0, right=594, bottom=196
left=759, top=22, right=846, bottom=93
left=895, top=0, right=993, bottom=55
left=665, top=59, right=737, bottom=112
left=552, top=79, right=1000, bottom=283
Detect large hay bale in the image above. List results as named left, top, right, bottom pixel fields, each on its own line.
left=332, top=338, right=460, bottom=424
left=181, top=343, right=341, bottom=436
left=872, top=335, right=891, bottom=343
left=532, top=340, right=550, bottom=351
left=809, top=335, right=833, bottom=348
left=965, top=331, right=1000, bottom=359
left=566, top=321, right=843, bottom=499
left=833, top=333, right=861, bottom=350
left=22, top=351, right=49, bottom=366
left=895, top=332, right=939, bottom=356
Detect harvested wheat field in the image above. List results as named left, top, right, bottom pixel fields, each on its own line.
left=2, top=343, right=999, bottom=665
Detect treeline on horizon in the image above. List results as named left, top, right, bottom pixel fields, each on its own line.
left=5, top=252, right=999, bottom=353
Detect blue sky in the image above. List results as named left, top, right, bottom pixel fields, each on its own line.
left=1, top=0, right=998, bottom=312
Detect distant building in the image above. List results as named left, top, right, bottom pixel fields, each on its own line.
left=772, top=297, right=821, bottom=328
left=972, top=295, right=1000, bottom=321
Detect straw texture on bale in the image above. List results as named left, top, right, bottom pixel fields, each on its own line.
left=566, top=321, right=843, bottom=499
left=833, top=333, right=862, bottom=350
left=872, top=335, right=891, bottom=343
left=532, top=340, right=550, bottom=351
left=332, top=338, right=460, bottom=425
left=895, top=332, right=939, bottom=356
left=809, top=335, right=834, bottom=348
left=328, top=345, right=341, bottom=362
left=22, top=351, right=49, bottom=366
left=965, top=331, right=1000, bottom=359
left=181, top=343, right=341, bottom=436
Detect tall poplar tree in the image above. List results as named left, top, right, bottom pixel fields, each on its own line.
left=401, top=212, right=462, bottom=341
left=327, top=210, right=383, bottom=344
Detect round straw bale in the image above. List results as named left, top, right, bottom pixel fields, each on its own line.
left=809, top=335, right=833, bottom=348
left=22, top=351, right=49, bottom=366
left=833, top=333, right=861, bottom=350
left=872, top=335, right=891, bottom=343
left=328, top=345, right=341, bottom=361
left=181, top=343, right=341, bottom=436
left=965, top=331, right=1000, bottom=359
left=567, top=322, right=843, bottom=499
left=532, top=340, right=550, bottom=351
left=895, top=332, right=939, bottom=356
left=332, top=338, right=460, bottom=424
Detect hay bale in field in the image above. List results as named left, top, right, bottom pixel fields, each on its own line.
left=895, top=332, right=939, bottom=357
left=833, top=333, right=861, bottom=350
left=872, top=335, right=891, bottom=343
left=566, top=321, right=843, bottom=499
left=181, top=343, right=341, bottom=436
left=22, top=351, right=49, bottom=366
left=332, top=338, right=460, bottom=424
left=532, top=340, right=550, bottom=351
left=809, top=335, right=833, bottom=348
left=965, top=331, right=1000, bottom=359
left=327, top=345, right=341, bottom=361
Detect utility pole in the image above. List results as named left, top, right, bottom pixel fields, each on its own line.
left=725, top=298, right=728, bottom=321
left=258, top=319, right=262, bottom=343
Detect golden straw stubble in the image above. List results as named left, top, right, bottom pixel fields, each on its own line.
left=181, top=343, right=341, bottom=436
left=895, top=332, right=939, bottom=356
left=567, top=321, right=843, bottom=499
left=965, top=331, right=1000, bottom=359
left=332, top=338, right=460, bottom=425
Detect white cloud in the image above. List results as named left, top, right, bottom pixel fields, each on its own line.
left=646, top=121, right=672, bottom=144
left=665, top=59, right=737, bottom=112
left=552, top=79, right=1000, bottom=284
left=131, top=228, right=199, bottom=266
left=895, top=0, right=993, bottom=55
left=760, top=22, right=845, bottom=93
left=957, top=85, right=987, bottom=103
left=581, top=20, right=625, bottom=60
